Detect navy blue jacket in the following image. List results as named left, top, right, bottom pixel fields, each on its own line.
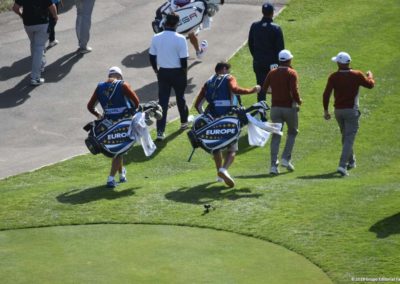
left=248, top=17, right=284, bottom=66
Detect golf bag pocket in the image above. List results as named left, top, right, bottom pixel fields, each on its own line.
left=84, top=118, right=136, bottom=158
left=189, top=115, right=241, bottom=153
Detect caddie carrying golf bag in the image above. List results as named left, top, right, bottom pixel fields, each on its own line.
left=187, top=102, right=270, bottom=155
left=84, top=101, right=162, bottom=158
left=152, top=0, right=224, bottom=34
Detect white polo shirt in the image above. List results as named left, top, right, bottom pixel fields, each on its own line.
left=149, top=30, right=189, bottom=69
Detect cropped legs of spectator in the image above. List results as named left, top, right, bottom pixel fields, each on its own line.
left=48, top=0, right=62, bottom=48
left=13, top=0, right=58, bottom=86
left=75, top=0, right=95, bottom=54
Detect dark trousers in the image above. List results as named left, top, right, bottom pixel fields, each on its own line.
left=253, top=62, right=271, bottom=102
left=48, top=3, right=59, bottom=42
left=156, top=68, right=188, bottom=133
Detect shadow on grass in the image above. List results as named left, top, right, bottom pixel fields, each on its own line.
left=125, top=129, right=184, bottom=164
left=369, top=212, right=400, bottom=238
left=56, top=186, right=138, bottom=205
left=236, top=171, right=291, bottom=179
left=297, top=171, right=342, bottom=180
left=165, top=182, right=263, bottom=205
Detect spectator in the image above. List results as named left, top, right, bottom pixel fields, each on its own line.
left=149, top=13, right=189, bottom=141
left=248, top=2, right=284, bottom=102
left=87, top=67, right=140, bottom=188
left=194, top=61, right=260, bottom=187
left=75, top=0, right=95, bottom=54
left=323, top=52, right=375, bottom=176
left=12, top=0, right=58, bottom=85
left=262, top=49, right=302, bottom=175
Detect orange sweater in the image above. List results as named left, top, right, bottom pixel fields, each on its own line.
left=323, top=69, right=375, bottom=110
left=262, top=66, right=301, bottom=108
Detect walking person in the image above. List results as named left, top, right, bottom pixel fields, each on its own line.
left=48, top=0, right=62, bottom=48
left=262, top=50, right=302, bottom=175
left=12, top=0, right=58, bottom=86
left=149, top=13, right=189, bottom=141
left=170, top=0, right=207, bottom=59
left=248, top=2, right=284, bottom=102
left=194, top=61, right=260, bottom=187
left=75, top=0, right=95, bottom=54
left=323, top=52, right=375, bottom=176
left=87, top=67, right=140, bottom=188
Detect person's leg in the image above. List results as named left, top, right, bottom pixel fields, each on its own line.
left=48, top=3, right=58, bottom=43
left=156, top=69, right=172, bottom=134
left=172, top=69, right=188, bottom=124
left=26, top=24, right=48, bottom=80
left=281, top=108, right=299, bottom=163
left=337, top=109, right=359, bottom=169
left=76, top=0, right=95, bottom=49
left=213, top=151, right=223, bottom=171
left=188, top=32, right=200, bottom=52
left=107, top=155, right=122, bottom=187
left=217, top=143, right=237, bottom=187
left=334, top=109, right=347, bottom=169
left=270, top=107, right=283, bottom=167
left=253, top=62, right=268, bottom=102
left=223, top=151, right=236, bottom=170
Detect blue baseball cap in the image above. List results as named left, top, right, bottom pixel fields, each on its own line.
left=262, top=3, right=274, bottom=14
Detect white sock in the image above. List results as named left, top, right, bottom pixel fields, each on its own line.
left=107, top=176, right=114, bottom=182
left=120, top=167, right=126, bottom=178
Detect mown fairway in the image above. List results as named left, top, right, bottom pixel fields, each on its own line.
left=0, top=0, right=399, bottom=283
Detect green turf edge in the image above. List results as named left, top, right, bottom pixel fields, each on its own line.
left=0, top=223, right=333, bottom=284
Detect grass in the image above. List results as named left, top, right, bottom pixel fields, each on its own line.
left=0, top=0, right=399, bottom=283
left=0, top=225, right=331, bottom=283
left=0, top=0, right=12, bottom=12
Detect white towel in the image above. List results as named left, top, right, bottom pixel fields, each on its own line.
left=128, top=112, right=157, bottom=157
left=246, top=113, right=283, bottom=147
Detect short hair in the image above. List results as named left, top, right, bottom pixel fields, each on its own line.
left=215, top=61, right=231, bottom=73
left=262, top=3, right=274, bottom=16
left=165, top=13, right=180, bottom=27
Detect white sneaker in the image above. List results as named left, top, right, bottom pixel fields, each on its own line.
left=180, top=122, right=188, bottom=130
left=270, top=166, right=279, bottom=175
left=347, top=161, right=356, bottom=170
left=77, top=46, right=92, bottom=54
left=218, top=168, right=235, bottom=187
left=119, top=167, right=127, bottom=183
left=48, top=39, right=59, bottom=48
left=30, top=78, right=45, bottom=86
left=281, top=159, right=295, bottom=171
left=196, top=40, right=208, bottom=59
left=337, top=166, right=349, bottom=176
left=156, top=131, right=165, bottom=141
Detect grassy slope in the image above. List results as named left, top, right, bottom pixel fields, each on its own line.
left=0, top=0, right=12, bottom=12
left=0, top=0, right=399, bottom=283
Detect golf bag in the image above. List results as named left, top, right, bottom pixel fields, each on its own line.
left=84, top=101, right=162, bottom=158
left=187, top=101, right=270, bottom=154
left=152, top=0, right=224, bottom=34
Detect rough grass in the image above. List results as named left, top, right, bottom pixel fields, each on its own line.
left=0, top=0, right=399, bottom=283
left=0, top=0, right=12, bottom=12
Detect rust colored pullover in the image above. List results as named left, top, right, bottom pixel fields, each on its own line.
left=262, top=66, right=301, bottom=108
left=323, top=69, right=375, bottom=110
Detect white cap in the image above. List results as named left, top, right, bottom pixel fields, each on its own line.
left=108, top=66, right=123, bottom=77
left=331, top=52, right=351, bottom=64
left=278, top=49, right=293, bottom=62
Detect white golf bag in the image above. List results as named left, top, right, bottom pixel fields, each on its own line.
left=152, top=0, right=224, bottom=35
